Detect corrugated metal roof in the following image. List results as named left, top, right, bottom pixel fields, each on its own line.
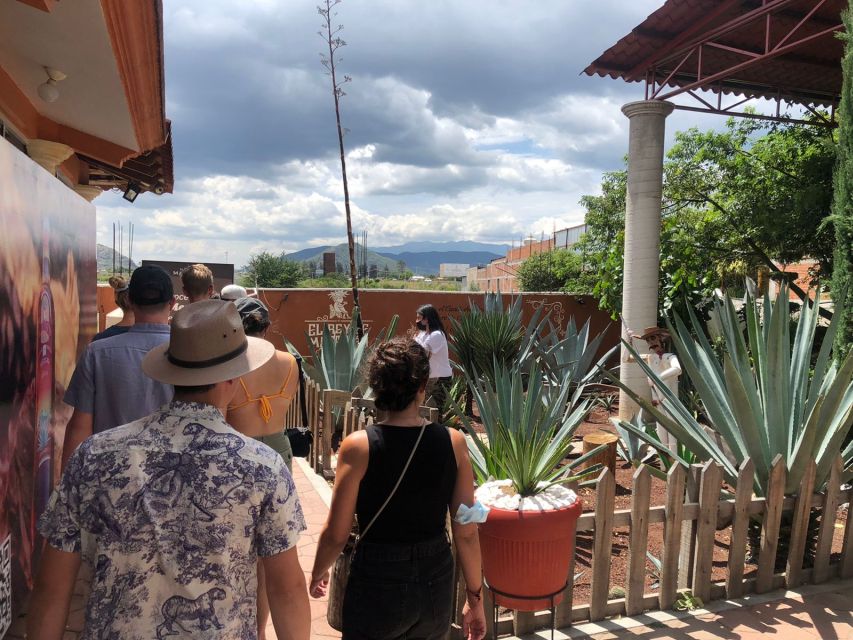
left=584, top=0, right=845, bottom=107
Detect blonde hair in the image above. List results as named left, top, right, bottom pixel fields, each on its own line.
left=180, top=263, right=214, bottom=298
left=108, top=275, right=131, bottom=311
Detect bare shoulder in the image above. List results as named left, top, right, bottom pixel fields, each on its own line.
left=447, top=427, right=469, bottom=458
left=338, top=431, right=369, bottom=467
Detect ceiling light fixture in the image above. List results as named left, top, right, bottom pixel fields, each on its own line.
left=123, top=182, right=141, bottom=203
left=37, top=67, right=66, bottom=103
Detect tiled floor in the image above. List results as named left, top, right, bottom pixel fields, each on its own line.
left=7, top=459, right=851, bottom=640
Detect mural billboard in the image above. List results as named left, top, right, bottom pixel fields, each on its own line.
left=0, top=137, right=96, bottom=630
left=141, top=259, right=234, bottom=314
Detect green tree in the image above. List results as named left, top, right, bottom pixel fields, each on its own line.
left=578, top=117, right=836, bottom=318
left=516, top=249, right=593, bottom=293
left=832, top=4, right=853, bottom=359
left=240, top=252, right=303, bottom=288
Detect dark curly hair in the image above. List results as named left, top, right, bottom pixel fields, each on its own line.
left=368, top=338, right=430, bottom=412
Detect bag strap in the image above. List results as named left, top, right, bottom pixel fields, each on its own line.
left=356, top=421, right=427, bottom=545
left=294, top=355, right=309, bottom=428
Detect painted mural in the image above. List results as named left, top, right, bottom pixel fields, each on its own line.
left=0, top=137, right=96, bottom=630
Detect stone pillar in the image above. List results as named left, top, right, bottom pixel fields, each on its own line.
left=73, top=184, right=103, bottom=201
left=26, top=139, right=74, bottom=175
left=618, top=100, right=674, bottom=420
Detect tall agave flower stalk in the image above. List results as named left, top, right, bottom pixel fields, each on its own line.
left=613, top=287, right=853, bottom=496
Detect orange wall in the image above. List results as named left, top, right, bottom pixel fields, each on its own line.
left=97, top=288, right=618, bottom=359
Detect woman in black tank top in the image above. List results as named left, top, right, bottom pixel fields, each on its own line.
left=310, top=338, right=486, bottom=640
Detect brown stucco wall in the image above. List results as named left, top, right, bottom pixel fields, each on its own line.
left=96, top=287, right=618, bottom=359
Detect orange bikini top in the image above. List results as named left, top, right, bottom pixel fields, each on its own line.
left=228, top=365, right=295, bottom=423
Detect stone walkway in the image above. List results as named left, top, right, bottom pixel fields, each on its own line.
left=7, top=458, right=851, bottom=639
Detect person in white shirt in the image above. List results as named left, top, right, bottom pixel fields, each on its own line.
left=413, top=304, right=453, bottom=418
left=630, top=326, right=682, bottom=454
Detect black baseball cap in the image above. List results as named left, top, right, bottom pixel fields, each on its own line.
left=234, top=297, right=270, bottom=324
left=128, top=265, right=174, bottom=306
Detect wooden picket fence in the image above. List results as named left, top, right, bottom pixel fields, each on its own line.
left=287, top=378, right=853, bottom=636
left=291, top=378, right=440, bottom=478
left=448, top=455, right=853, bottom=638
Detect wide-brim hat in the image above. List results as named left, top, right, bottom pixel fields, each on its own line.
left=142, top=299, right=274, bottom=386
left=638, top=326, right=670, bottom=341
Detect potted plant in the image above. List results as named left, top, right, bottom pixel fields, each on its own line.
left=455, top=361, right=602, bottom=610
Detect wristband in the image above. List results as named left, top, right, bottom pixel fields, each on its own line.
left=466, top=586, right=482, bottom=602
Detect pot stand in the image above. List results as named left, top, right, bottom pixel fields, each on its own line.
left=484, top=577, right=566, bottom=640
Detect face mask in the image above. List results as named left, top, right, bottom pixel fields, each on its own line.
left=416, top=320, right=426, bottom=330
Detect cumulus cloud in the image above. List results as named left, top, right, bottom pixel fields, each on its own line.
left=100, top=0, right=678, bottom=267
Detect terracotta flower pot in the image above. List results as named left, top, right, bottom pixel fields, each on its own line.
left=478, top=499, right=582, bottom=611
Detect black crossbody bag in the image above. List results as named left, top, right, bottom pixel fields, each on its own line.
left=285, top=355, right=314, bottom=457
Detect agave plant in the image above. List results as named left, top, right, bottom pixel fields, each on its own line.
left=288, top=307, right=398, bottom=393
left=612, top=287, right=853, bottom=495
left=448, top=293, right=546, bottom=414
left=454, top=361, right=599, bottom=496
left=448, top=293, right=546, bottom=382
left=537, top=317, right=617, bottom=404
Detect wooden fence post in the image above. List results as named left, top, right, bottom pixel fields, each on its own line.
left=692, top=461, right=722, bottom=603
left=813, top=456, right=843, bottom=584
left=678, top=464, right=702, bottom=589
left=786, top=459, right=816, bottom=588
left=659, top=464, right=686, bottom=610
left=756, top=455, right=787, bottom=593
left=726, top=458, right=754, bottom=599
left=589, top=468, right=616, bottom=621
left=626, top=466, right=651, bottom=616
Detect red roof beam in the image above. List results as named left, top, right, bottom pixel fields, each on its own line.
left=652, top=22, right=843, bottom=101
left=773, top=0, right=831, bottom=51
left=627, top=0, right=744, bottom=79
left=645, top=0, right=803, bottom=73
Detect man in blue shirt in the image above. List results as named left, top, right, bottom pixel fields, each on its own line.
left=61, top=265, right=174, bottom=469
left=29, top=300, right=310, bottom=640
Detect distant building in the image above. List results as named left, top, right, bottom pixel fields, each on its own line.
left=468, top=223, right=588, bottom=292
left=439, top=263, right=469, bottom=278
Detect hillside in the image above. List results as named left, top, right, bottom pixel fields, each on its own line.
left=286, top=241, right=506, bottom=275
left=373, top=240, right=510, bottom=254
left=380, top=251, right=502, bottom=275
left=284, top=243, right=401, bottom=274
left=97, top=243, right=137, bottom=272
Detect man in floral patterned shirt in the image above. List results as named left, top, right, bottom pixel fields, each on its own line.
left=28, top=300, right=310, bottom=640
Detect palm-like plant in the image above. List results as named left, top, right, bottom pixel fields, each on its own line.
left=448, top=293, right=544, bottom=381
left=537, top=317, right=617, bottom=403
left=455, top=361, right=598, bottom=496
left=289, top=308, right=398, bottom=393
left=613, top=287, right=853, bottom=495
left=448, top=293, right=545, bottom=414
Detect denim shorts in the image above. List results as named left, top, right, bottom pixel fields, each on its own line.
left=342, top=534, right=454, bottom=640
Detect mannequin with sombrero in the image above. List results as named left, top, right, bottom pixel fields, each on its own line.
left=627, top=325, right=682, bottom=454
left=30, top=300, right=311, bottom=640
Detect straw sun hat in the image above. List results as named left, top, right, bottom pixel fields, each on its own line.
left=142, top=299, right=274, bottom=386
left=638, top=326, right=670, bottom=341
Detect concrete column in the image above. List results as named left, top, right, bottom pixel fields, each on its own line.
left=26, top=139, right=73, bottom=175
left=73, top=184, right=103, bottom=201
left=618, top=100, right=674, bottom=420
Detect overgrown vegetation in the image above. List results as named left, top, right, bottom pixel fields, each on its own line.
left=832, top=4, right=853, bottom=359
left=576, top=117, right=836, bottom=318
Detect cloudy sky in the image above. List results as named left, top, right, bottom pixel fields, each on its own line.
left=96, top=0, right=728, bottom=268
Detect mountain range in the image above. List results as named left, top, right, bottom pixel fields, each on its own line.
left=285, top=241, right=507, bottom=275
left=97, top=243, right=138, bottom=273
